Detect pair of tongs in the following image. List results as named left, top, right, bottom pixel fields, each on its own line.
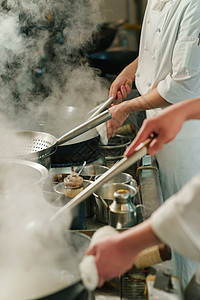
left=50, top=138, right=152, bottom=222
left=89, top=97, right=114, bottom=119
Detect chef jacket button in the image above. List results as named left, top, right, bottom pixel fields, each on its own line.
left=135, top=73, right=140, bottom=78
left=144, top=47, right=148, bottom=51
left=147, top=82, right=151, bottom=87
left=156, top=28, right=161, bottom=33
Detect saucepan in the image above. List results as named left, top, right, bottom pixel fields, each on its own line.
left=0, top=110, right=111, bottom=169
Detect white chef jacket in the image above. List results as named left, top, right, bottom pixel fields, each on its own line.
left=135, top=0, right=200, bottom=286
left=135, top=0, right=200, bottom=199
left=151, top=173, right=200, bottom=262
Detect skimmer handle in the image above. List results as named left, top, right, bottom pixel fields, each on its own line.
left=56, top=110, right=112, bottom=146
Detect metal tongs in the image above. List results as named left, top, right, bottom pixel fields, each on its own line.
left=50, top=138, right=152, bottom=222
left=89, top=97, right=114, bottom=119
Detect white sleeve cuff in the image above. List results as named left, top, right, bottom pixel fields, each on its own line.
left=157, top=73, right=200, bottom=104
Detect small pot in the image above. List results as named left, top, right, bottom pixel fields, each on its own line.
left=93, top=183, right=137, bottom=224
left=95, top=172, right=137, bottom=189
left=53, top=180, right=95, bottom=218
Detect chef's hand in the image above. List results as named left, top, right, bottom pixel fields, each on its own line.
left=124, top=107, right=184, bottom=157
left=86, top=235, right=138, bottom=287
left=109, top=59, right=138, bottom=103
left=109, top=76, right=133, bottom=103
left=107, top=103, right=130, bottom=139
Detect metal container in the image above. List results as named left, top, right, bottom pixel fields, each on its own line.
left=93, top=183, right=137, bottom=224
left=109, top=189, right=137, bottom=229
left=0, top=158, right=49, bottom=194
left=75, top=164, right=109, bottom=181
left=54, top=180, right=94, bottom=218
left=95, top=172, right=137, bottom=188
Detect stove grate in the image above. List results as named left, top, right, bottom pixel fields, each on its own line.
left=120, top=273, right=147, bottom=300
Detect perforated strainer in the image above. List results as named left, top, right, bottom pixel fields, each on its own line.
left=1, top=110, right=111, bottom=160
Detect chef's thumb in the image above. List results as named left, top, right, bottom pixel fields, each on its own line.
left=86, top=245, right=96, bottom=256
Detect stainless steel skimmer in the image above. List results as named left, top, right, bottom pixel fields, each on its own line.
left=1, top=110, right=112, bottom=160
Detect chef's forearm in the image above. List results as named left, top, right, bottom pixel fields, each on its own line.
left=119, top=57, right=139, bottom=81
left=118, top=219, right=161, bottom=254
left=180, top=97, right=200, bottom=121
left=124, top=87, right=171, bottom=114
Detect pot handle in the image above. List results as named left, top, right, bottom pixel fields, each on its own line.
left=99, top=195, right=109, bottom=209
left=135, top=204, right=146, bottom=223
left=56, top=110, right=112, bottom=146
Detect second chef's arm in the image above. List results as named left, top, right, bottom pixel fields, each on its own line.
left=125, top=97, right=200, bottom=156
left=107, top=87, right=171, bottom=139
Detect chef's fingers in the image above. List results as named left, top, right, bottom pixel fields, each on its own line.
left=147, top=138, right=163, bottom=155
left=109, top=84, right=119, bottom=100
left=86, top=246, right=96, bottom=256
left=120, top=85, right=128, bottom=99
left=147, top=132, right=175, bottom=155
left=124, top=82, right=132, bottom=95
left=116, top=91, right=123, bottom=103
left=106, top=121, right=115, bottom=140
left=124, top=130, right=151, bottom=157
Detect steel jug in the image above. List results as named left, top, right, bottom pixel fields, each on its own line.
left=109, top=189, right=141, bottom=229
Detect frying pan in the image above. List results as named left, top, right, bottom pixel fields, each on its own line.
left=2, top=231, right=92, bottom=300
left=0, top=110, right=111, bottom=163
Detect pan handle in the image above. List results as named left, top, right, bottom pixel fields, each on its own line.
left=56, top=110, right=112, bottom=146
left=50, top=138, right=152, bottom=222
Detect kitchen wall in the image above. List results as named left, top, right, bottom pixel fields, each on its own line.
left=100, top=0, right=147, bottom=50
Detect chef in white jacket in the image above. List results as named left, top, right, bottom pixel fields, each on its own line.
left=106, top=0, right=200, bottom=286
left=86, top=97, right=200, bottom=289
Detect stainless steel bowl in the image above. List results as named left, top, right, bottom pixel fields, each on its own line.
left=0, top=159, right=49, bottom=194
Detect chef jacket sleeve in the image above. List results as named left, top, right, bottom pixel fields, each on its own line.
left=157, top=1, right=200, bottom=104
left=151, top=173, right=200, bottom=262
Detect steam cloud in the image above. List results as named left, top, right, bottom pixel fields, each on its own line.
left=0, top=0, right=108, bottom=124
left=0, top=1, right=107, bottom=298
